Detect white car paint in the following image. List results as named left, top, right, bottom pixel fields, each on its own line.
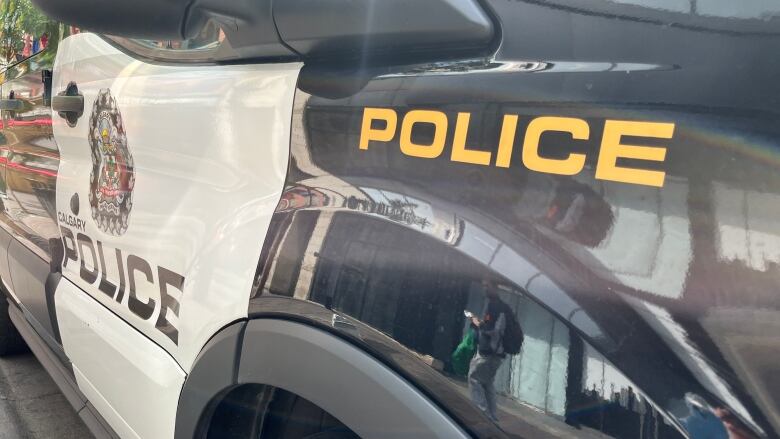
left=50, top=33, right=301, bottom=435
left=56, top=277, right=185, bottom=439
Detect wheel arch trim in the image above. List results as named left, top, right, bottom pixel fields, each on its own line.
left=174, top=318, right=468, bottom=439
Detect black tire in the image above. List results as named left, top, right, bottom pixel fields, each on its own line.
left=0, top=298, right=28, bottom=356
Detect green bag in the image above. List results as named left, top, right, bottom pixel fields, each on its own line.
left=451, top=328, right=477, bottom=377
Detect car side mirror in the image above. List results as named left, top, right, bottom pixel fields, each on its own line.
left=32, top=0, right=496, bottom=65
left=31, top=0, right=193, bottom=40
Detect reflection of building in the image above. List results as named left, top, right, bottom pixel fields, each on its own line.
left=606, top=0, right=780, bottom=19
left=714, top=182, right=780, bottom=272
left=488, top=290, right=680, bottom=438
left=568, top=173, right=693, bottom=300
left=490, top=291, right=570, bottom=416
left=261, top=204, right=682, bottom=438
left=267, top=92, right=733, bottom=438
left=381, top=60, right=552, bottom=78
left=276, top=183, right=461, bottom=246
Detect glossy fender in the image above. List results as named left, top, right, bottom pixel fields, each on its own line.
left=250, top=1, right=780, bottom=438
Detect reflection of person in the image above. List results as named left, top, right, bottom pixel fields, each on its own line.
left=681, top=394, right=755, bottom=439
left=451, top=325, right=477, bottom=378
left=468, top=279, right=509, bottom=422
left=713, top=407, right=754, bottom=439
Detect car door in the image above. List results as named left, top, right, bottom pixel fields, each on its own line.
left=0, top=21, right=66, bottom=354
left=50, top=29, right=300, bottom=438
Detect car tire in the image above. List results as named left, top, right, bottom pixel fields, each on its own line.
left=0, top=298, right=27, bottom=356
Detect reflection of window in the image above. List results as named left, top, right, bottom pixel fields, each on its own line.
left=697, top=0, right=780, bottom=19
left=537, top=0, right=780, bottom=34
left=106, top=20, right=225, bottom=63
left=560, top=0, right=780, bottom=19
left=606, top=0, right=780, bottom=19
left=131, top=20, right=223, bottom=52
left=208, top=384, right=360, bottom=438
left=264, top=211, right=684, bottom=438
left=308, top=213, right=472, bottom=360
left=609, top=0, right=690, bottom=13
left=714, top=182, right=780, bottom=272
left=578, top=177, right=692, bottom=299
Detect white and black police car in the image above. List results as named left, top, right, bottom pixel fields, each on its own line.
left=0, top=0, right=779, bottom=438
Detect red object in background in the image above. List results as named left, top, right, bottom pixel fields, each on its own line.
left=22, top=34, right=32, bottom=58
left=7, top=118, right=52, bottom=127
left=6, top=160, right=57, bottom=178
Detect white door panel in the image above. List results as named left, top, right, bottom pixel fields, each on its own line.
left=51, top=33, right=300, bottom=372
left=57, top=277, right=185, bottom=439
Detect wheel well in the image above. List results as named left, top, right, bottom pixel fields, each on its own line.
left=176, top=318, right=466, bottom=439
left=200, top=384, right=263, bottom=438
left=202, top=383, right=360, bottom=439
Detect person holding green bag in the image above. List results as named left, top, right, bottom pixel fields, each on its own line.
left=451, top=323, right=478, bottom=377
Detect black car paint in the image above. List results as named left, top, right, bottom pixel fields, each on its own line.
left=0, top=1, right=778, bottom=438
left=248, top=1, right=780, bottom=438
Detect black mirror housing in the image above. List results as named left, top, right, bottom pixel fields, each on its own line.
left=32, top=0, right=496, bottom=65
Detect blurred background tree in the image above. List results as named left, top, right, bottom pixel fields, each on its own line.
left=0, top=0, right=59, bottom=65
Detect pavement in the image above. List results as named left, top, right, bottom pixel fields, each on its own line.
left=0, top=352, right=92, bottom=439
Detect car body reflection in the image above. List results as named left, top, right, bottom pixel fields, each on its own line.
left=249, top=48, right=780, bottom=436
left=0, top=55, right=59, bottom=260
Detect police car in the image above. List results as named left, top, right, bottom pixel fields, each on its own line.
left=0, top=0, right=777, bottom=437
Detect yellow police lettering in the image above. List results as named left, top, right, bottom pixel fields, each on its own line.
left=356, top=108, right=675, bottom=188
left=400, top=110, right=448, bottom=159
left=495, top=114, right=519, bottom=168
left=595, top=120, right=674, bottom=188
left=451, top=112, right=491, bottom=166
left=359, top=107, right=397, bottom=150
left=522, top=117, right=589, bottom=176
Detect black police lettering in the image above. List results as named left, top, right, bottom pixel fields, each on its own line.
left=57, top=225, right=185, bottom=345
left=127, top=254, right=155, bottom=320
left=96, top=241, right=117, bottom=299
left=60, top=226, right=78, bottom=268
left=77, top=233, right=99, bottom=284
left=156, top=267, right=183, bottom=344
left=114, top=247, right=126, bottom=303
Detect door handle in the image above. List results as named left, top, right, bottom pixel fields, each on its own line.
left=53, top=82, right=83, bottom=126
left=42, top=69, right=52, bottom=107
left=52, top=95, right=84, bottom=114
left=0, top=99, right=22, bottom=111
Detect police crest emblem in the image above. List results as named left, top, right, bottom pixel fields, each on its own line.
left=88, top=89, right=135, bottom=235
